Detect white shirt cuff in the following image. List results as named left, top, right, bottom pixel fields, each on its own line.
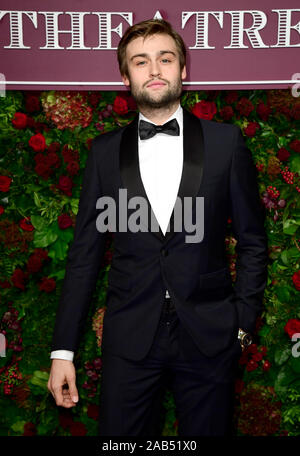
left=50, top=350, right=74, bottom=362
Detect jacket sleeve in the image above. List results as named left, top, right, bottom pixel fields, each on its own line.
left=51, top=137, right=108, bottom=353
left=229, top=125, right=269, bottom=334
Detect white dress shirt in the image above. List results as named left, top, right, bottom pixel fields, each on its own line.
left=50, top=104, right=184, bottom=362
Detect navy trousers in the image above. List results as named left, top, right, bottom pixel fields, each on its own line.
left=98, top=296, right=241, bottom=436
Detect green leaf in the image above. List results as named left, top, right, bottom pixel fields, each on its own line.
left=57, top=228, right=73, bottom=243
left=274, top=365, right=295, bottom=396
left=290, top=155, right=300, bottom=175
left=274, top=347, right=291, bottom=366
left=31, top=215, right=47, bottom=231
left=33, top=192, right=41, bottom=208
left=276, top=286, right=291, bottom=303
left=28, top=370, right=49, bottom=390
left=48, top=269, right=66, bottom=280
left=11, top=420, right=26, bottom=434
left=33, top=230, right=58, bottom=248
left=70, top=198, right=79, bottom=215
left=290, top=356, right=300, bottom=374
left=48, top=237, right=69, bottom=261
left=281, top=250, right=289, bottom=265
left=283, top=219, right=299, bottom=235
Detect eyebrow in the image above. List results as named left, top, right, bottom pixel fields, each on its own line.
left=130, top=50, right=176, bottom=61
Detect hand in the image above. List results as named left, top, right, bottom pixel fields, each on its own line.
left=47, top=359, right=79, bottom=408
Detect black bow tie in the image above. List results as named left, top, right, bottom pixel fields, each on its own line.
left=139, top=118, right=180, bottom=140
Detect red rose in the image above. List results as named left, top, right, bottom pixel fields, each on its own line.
left=234, top=378, right=245, bottom=394
left=34, top=153, right=45, bottom=164
left=0, top=205, right=4, bottom=215
left=57, top=175, right=73, bottom=196
left=252, top=352, right=263, bottom=362
left=236, top=97, right=254, bottom=117
left=0, top=175, right=12, bottom=192
left=27, top=249, right=48, bottom=274
left=86, top=138, right=93, bottom=150
left=23, top=422, right=36, bottom=436
left=244, top=122, right=260, bottom=137
left=247, top=343, right=258, bottom=354
left=292, top=270, right=300, bottom=291
left=118, top=92, right=137, bottom=111
left=69, top=421, right=87, bottom=436
left=35, top=162, right=52, bottom=180
left=26, top=117, right=36, bottom=129
left=289, top=139, right=300, bottom=153
left=25, top=94, right=40, bottom=113
left=62, top=145, right=79, bottom=164
left=246, top=359, right=258, bottom=372
left=192, top=100, right=217, bottom=120
left=284, top=318, right=300, bottom=339
left=66, top=161, right=80, bottom=176
left=113, top=95, right=128, bottom=115
left=59, top=410, right=74, bottom=429
left=277, top=147, right=290, bottom=162
left=224, top=91, right=238, bottom=104
left=58, top=214, right=73, bottom=229
left=0, top=280, right=11, bottom=289
left=28, top=133, right=46, bottom=152
left=219, top=105, right=234, bottom=121
left=39, top=277, right=56, bottom=293
left=88, top=92, right=102, bottom=107
left=12, top=112, right=27, bottom=129
left=87, top=404, right=99, bottom=420
left=11, top=268, right=26, bottom=290
left=262, top=360, right=271, bottom=372
left=19, top=217, right=34, bottom=232
left=256, top=102, right=271, bottom=121
left=47, top=142, right=60, bottom=154
left=47, top=152, right=61, bottom=169
left=27, top=256, right=42, bottom=274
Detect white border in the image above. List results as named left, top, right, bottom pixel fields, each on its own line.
left=4, top=79, right=299, bottom=86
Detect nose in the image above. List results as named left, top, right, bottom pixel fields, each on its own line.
left=149, top=60, right=161, bottom=78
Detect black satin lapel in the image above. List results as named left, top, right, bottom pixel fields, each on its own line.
left=119, top=115, right=164, bottom=242
left=164, top=108, right=204, bottom=244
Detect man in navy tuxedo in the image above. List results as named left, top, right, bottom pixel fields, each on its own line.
left=47, top=19, right=268, bottom=436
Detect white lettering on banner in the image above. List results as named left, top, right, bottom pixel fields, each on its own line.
left=182, top=11, right=224, bottom=49
left=39, top=12, right=91, bottom=50
left=92, top=12, right=132, bottom=49
left=271, top=9, right=300, bottom=47
left=0, top=10, right=37, bottom=49
left=0, top=9, right=299, bottom=50
left=224, top=10, right=268, bottom=49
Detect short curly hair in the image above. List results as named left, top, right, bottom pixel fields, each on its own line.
left=117, top=19, right=186, bottom=78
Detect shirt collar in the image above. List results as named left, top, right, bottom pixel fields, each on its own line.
left=139, top=104, right=183, bottom=134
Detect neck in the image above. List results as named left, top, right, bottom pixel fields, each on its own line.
left=138, top=101, right=180, bottom=125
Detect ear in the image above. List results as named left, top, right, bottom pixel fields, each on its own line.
left=181, top=65, right=187, bottom=80
left=121, top=73, right=130, bottom=87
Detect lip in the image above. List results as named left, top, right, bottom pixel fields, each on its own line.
left=147, top=81, right=166, bottom=88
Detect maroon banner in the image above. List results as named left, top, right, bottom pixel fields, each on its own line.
left=0, top=0, right=299, bottom=91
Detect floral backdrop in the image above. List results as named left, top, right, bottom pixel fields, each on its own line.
left=0, top=88, right=299, bottom=436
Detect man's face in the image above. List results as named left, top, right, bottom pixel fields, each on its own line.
left=121, top=33, right=186, bottom=109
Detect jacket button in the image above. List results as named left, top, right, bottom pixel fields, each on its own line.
left=161, top=248, right=168, bottom=257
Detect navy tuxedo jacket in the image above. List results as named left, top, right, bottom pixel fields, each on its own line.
left=51, top=107, right=268, bottom=360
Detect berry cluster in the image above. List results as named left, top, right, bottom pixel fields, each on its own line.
left=82, top=357, right=102, bottom=398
